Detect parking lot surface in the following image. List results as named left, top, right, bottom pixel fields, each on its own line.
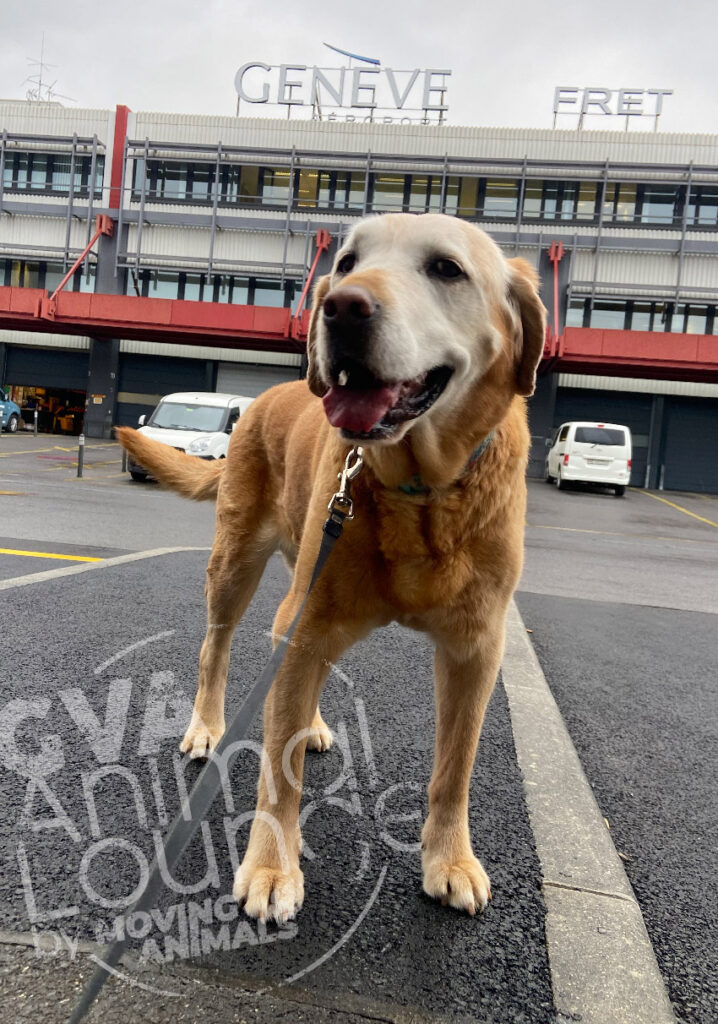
left=520, top=479, right=718, bottom=1024
left=0, top=434, right=715, bottom=1022
left=0, top=435, right=553, bottom=1023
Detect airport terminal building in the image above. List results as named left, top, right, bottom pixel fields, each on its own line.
left=1, top=98, right=717, bottom=490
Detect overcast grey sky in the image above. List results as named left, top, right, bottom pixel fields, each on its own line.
left=1, top=0, right=716, bottom=134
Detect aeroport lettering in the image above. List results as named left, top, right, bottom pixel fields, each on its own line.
left=234, top=63, right=450, bottom=119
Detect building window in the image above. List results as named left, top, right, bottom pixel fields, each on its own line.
left=629, top=302, right=653, bottom=331
left=127, top=270, right=296, bottom=308
left=589, top=300, right=629, bottom=330
left=687, top=186, right=718, bottom=227
left=2, top=150, right=104, bottom=198
left=566, top=298, right=588, bottom=327
left=603, top=183, right=637, bottom=223
left=370, top=174, right=406, bottom=211
left=259, top=167, right=291, bottom=205
left=481, top=179, right=518, bottom=219
left=523, top=181, right=588, bottom=222
left=2, top=258, right=95, bottom=292
left=637, top=184, right=682, bottom=226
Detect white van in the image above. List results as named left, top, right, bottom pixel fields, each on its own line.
left=545, top=421, right=632, bottom=497
left=127, top=391, right=253, bottom=481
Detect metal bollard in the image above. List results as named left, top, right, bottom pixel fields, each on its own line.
left=77, top=433, right=85, bottom=478
left=34, top=408, right=38, bottom=436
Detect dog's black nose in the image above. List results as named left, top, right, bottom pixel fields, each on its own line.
left=323, top=285, right=377, bottom=328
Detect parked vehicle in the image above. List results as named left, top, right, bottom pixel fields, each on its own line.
left=0, top=394, right=21, bottom=433
left=545, top=421, right=632, bottom=496
left=127, top=392, right=253, bottom=482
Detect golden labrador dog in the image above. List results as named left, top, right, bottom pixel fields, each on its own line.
left=116, top=212, right=545, bottom=925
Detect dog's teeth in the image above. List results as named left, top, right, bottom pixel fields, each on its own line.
left=338, top=370, right=348, bottom=387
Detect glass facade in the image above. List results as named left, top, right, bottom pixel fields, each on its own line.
left=2, top=151, right=104, bottom=198
left=124, top=157, right=718, bottom=230
left=567, top=297, right=715, bottom=334
left=2, top=258, right=96, bottom=292
left=128, top=269, right=297, bottom=308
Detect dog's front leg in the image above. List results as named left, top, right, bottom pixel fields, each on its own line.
left=421, top=622, right=505, bottom=915
left=233, top=595, right=360, bottom=923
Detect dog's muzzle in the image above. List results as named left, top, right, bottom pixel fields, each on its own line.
left=320, top=285, right=452, bottom=441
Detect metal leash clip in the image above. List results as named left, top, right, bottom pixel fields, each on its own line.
left=327, top=445, right=364, bottom=522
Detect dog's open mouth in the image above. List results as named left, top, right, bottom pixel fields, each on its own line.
left=322, top=363, right=453, bottom=440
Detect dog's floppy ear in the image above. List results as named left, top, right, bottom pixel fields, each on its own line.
left=507, top=258, right=547, bottom=397
left=306, top=274, right=331, bottom=397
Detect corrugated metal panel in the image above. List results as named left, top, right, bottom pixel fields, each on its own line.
left=595, top=251, right=677, bottom=289
left=558, top=373, right=718, bottom=398
left=6, top=344, right=89, bottom=389
left=131, top=112, right=718, bottom=166
left=0, top=329, right=89, bottom=350
left=217, top=361, right=300, bottom=396
left=662, top=397, right=718, bottom=492
left=0, top=101, right=111, bottom=144
left=0, top=215, right=89, bottom=254
left=4, top=100, right=717, bottom=168
left=124, top=224, right=306, bottom=274
left=119, top=339, right=301, bottom=365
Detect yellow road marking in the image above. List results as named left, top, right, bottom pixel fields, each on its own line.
left=0, top=547, right=104, bottom=562
left=526, top=523, right=713, bottom=545
left=0, top=445, right=67, bottom=457
left=0, top=490, right=24, bottom=495
left=632, top=489, right=718, bottom=528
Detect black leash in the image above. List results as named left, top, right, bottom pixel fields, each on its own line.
left=68, top=446, right=364, bottom=1024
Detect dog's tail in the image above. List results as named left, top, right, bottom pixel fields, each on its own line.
left=115, top=427, right=223, bottom=501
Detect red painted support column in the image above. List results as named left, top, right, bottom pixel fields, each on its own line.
left=109, top=105, right=131, bottom=211
left=547, top=241, right=565, bottom=345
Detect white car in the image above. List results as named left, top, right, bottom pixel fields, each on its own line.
left=127, top=391, right=254, bottom=482
left=545, top=421, right=633, bottom=497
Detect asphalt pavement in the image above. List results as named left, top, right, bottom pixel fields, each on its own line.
left=0, top=545, right=553, bottom=1023
left=1, top=434, right=715, bottom=1022
left=519, top=480, right=718, bottom=1024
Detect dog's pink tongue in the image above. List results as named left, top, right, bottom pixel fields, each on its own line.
left=323, top=383, right=401, bottom=433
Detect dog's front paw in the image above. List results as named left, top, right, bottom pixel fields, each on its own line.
left=306, top=709, right=333, bottom=752
left=233, top=862, right=304, bottom=923
left=422, top=851, right=491, bottom=916
left=179, top=710, right=224, bottom=760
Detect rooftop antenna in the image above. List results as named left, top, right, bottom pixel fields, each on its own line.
left=24, top=34, right=76, bottom=103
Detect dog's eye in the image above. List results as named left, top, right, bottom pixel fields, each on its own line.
left=336, top=253, right=356, bottom=275
left=429, top=258, right=464, bottom=280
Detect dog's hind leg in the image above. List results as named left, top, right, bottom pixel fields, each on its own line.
left=180, top=511, right=277, bottom=760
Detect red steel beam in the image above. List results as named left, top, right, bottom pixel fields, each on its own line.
left=48, top=215, right=114, bottom=304
left=290, top=229, right=332, bottom=339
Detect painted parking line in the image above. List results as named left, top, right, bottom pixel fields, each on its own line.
left=526, top=523, right=714, bottom=545
left=0, top=547, right=104, bottom=563
left=632, top=489, right=718, bottom=528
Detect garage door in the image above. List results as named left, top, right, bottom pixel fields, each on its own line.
left=661, top=397, right=718, bottom=494
left=216, top=362, right=299, bottom=397
left=5, top=346, right=89, bottom=390
left=555, top=388, right=652, bottom=487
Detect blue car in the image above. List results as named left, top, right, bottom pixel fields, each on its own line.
left=0, top=394, right=22, bottom=433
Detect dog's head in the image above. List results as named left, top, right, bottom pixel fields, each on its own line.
left=306, top=213, right=546, bottom=445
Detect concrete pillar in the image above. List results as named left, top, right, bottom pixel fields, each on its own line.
left=83, top=227, right=127, bottom=438
left=526, top=371, right=558, bottom=478
left=84, top=338, right=120, bottom=439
